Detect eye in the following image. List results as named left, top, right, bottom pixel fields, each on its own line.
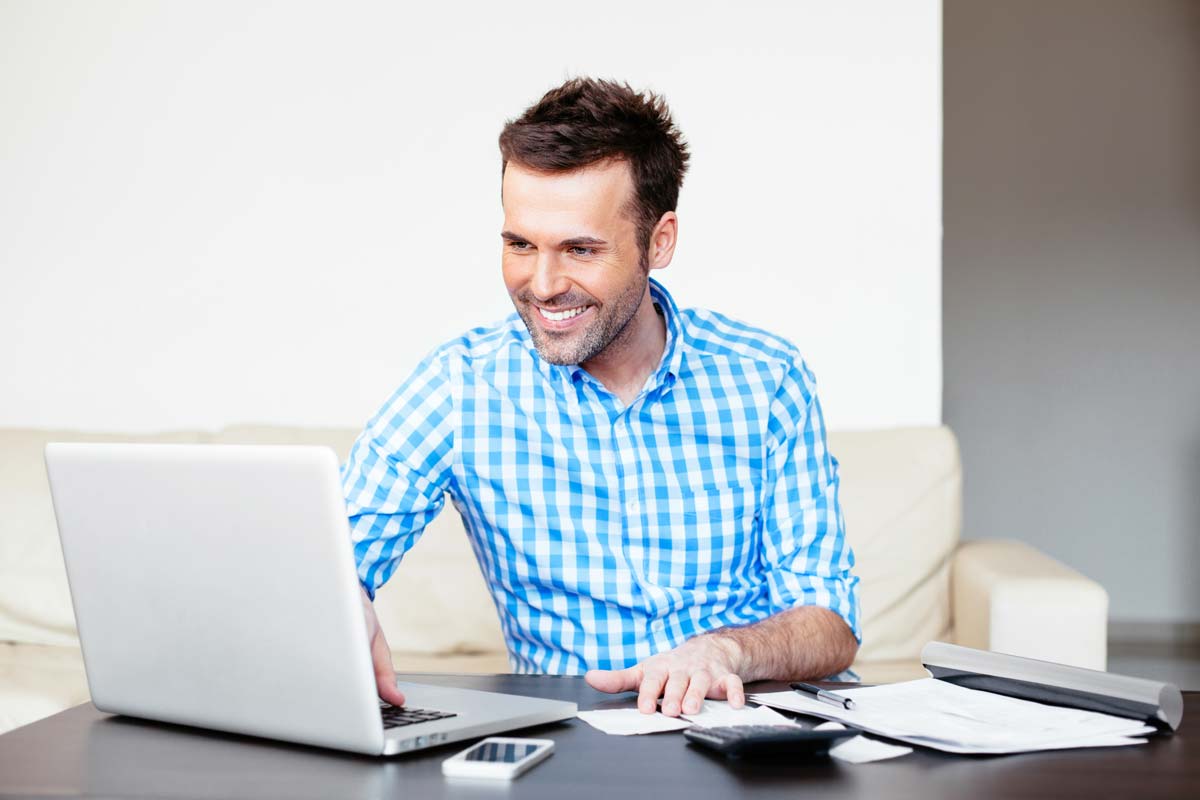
left=507, top=240, right=533, bottom=252
left=568, top=246, right=595, bottom=257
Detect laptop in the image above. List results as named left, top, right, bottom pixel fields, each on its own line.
left=44, top=442, right=577, bottom=756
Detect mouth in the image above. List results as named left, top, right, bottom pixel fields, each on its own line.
left=533, top=303, right=593, bottom=331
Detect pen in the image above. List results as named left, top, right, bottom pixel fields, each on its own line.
left=790, top=682, right=857, bottom=711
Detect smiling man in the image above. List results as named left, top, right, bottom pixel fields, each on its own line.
left=342, top=78, right=860, bottom=717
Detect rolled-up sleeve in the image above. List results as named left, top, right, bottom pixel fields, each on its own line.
left=341, top=349, right=456, bottom=599
left=757, top=355, right=861, bottom=642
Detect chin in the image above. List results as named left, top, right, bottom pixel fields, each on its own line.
left=520, top=315, right=584, bottom=365
left=531, top=341, right=581, bottom=366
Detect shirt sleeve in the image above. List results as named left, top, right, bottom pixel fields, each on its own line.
left=341, top=349, right=457, bottom=600
left=757, top=355, right=861, bottom=642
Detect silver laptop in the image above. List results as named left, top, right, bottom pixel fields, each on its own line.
left=44, top=442, right=576, bottom=756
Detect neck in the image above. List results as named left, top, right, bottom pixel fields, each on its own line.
left=581, top=286, right=667, bottom=406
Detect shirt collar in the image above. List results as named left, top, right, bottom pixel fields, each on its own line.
left=647, top=277, right=684, bottom=387
left=551, top=277, right=680, bottom=389
left=518, top=278, right=684, bottom=393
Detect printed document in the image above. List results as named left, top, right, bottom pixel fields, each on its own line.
left=750, top=678, right=1155, bottom=755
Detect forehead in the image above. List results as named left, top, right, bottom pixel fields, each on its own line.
left=501, top=160, right=635, bottom=237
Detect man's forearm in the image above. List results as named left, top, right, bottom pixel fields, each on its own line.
left=705, top=605, right=858, bottom=683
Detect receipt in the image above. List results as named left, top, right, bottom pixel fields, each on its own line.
left=577, top=700, right=794, bottom=736
left=816, top=722, right=914, bottom=764
left=576, top=709, right=693, bottom=735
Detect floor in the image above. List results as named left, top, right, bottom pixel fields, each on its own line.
left=1107, top=642, right=1200, bottom=691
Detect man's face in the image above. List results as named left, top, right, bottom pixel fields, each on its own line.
left=501, top=160, right=649, bottom=366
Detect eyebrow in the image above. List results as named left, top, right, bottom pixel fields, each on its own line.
left=501, top=231, right=608, bottom=248
left=560, top=236, right=607, bottom=248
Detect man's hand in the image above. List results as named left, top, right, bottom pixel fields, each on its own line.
left=360, top=586, right=406, bottom=707
left=584, top=634, right=745, bottom=717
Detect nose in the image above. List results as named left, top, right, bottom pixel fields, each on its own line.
left=529, top=251, right=571, bottom=303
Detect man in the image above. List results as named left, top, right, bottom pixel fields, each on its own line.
left=342, top=78, right=860, bottom=718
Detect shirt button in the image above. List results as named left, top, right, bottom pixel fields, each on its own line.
left=626, top=499, right=640, bottom=514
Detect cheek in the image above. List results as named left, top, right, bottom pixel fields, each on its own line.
left=501, top=255, right=527, bottom=294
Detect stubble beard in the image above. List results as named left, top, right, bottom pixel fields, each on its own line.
left=517, top=255, right=650, bottom=367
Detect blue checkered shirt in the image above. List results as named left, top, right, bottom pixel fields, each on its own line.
left=342, top=279, right=860, bottom=674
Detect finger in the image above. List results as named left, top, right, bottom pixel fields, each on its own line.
left=378, top=676, right=407, bottom=708
left=722, top=673, right=745, bottom=709
left=584, top=666, right=642, bottom=695
left=638, top=668, right=668, bottom=715
left=372, top=632, right=407, bottom=707
left=660, top=669, right=690, bottom=717
left=681, top=670, right=712, bottom=715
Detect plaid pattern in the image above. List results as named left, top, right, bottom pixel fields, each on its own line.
left=342, top=279, right=859, bottom=674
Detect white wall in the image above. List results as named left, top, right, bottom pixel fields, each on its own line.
left=0, top=0, right=941, bottom=433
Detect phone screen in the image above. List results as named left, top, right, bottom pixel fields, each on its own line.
left=464, top=741, right=540, bottom=763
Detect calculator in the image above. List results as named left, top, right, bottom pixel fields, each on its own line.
left=683, top=724, right=857, bottom=759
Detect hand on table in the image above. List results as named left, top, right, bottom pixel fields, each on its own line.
left=584, top=634, right=745, bottom=717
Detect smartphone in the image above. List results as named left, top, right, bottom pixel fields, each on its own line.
left=441, top=737, right=555, bottom=780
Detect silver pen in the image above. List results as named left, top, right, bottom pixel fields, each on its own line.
left=790, top=682, right=857, bottom=711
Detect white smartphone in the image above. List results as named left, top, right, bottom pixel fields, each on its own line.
left=441, top=737, right=555, bottom=780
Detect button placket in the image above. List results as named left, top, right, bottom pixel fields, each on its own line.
left=614, top=410, right=648, bottom=594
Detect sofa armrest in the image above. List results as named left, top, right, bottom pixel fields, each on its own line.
left=951, top=539, right=1108, bottom=670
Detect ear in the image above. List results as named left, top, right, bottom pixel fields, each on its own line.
left=647, top=211, right=679, bottom=272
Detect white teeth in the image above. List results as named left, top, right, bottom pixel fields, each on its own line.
left=538, top=306, right=587, bottom=322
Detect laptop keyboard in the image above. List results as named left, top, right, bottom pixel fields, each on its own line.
left=379, top=703, right=458, bottom=729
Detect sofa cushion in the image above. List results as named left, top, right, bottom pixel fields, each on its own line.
left=829, top=426, right=961, bottom=664
left=0, top=428, right=201, bottom=647
left=204, top=424, right=359, bottom=453
left=0, top=642, right=90, bottom=733
left=1, top=424, right=963, bottom=668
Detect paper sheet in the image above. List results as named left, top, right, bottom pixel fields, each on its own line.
left=750, top=679, right=1156, bottom=755
left=815, top=722, right=913, bottom=764
left=576, top=709, right=693, bottom=735
left=577, top=700, right=795, bottom=735
left=681, top=700, right=797, bottom=728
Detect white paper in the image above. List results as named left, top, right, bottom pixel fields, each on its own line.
left=815, top=722, right=913, bottom=764
left=577, top=700, right=793, bottom=736
left=830, top=737, right=915, bottom=764
left=681, top=700, right=797, bottom=728
left=576, top=709, right=693, bottom=735
left=750, top=679, right=1156, bottom=755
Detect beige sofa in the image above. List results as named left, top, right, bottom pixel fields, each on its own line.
left=0, top=424, right=1108, bottom=734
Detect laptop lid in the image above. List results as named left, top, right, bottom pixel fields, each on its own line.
left=45, top=443, right=387, bottom=755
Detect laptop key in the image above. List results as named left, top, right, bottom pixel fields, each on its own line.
left=380, top=705, right=458, bottom=729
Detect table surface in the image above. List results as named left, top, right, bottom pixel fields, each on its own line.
left=0, top=673, right=1195, bottom=799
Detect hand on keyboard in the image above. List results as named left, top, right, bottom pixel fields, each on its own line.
left=361, top=586, right=407, bottom=707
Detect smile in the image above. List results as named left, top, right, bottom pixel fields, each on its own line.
left=537, top=306, right=589, bottom=322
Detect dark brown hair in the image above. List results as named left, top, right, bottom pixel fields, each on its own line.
left=499, top=77, right=690, bottom=259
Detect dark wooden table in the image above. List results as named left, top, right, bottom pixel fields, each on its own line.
left=0, top=674, right=1194, bottom=799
